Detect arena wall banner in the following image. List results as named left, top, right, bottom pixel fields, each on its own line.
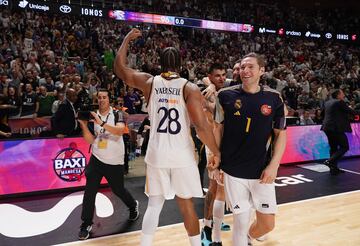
left=8, top=117, right=52, bottom=136
left=281, top=123, right=360, bottom=164
left=0, top=137, right=108, bottom=196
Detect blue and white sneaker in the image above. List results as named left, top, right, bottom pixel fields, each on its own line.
left=220, top=222, right=231, bottom=231
left=201, top=226, right=212, bottom=246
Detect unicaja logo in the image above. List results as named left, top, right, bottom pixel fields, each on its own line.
left=305, top=31, right=321, bottom=38
left=19, top=0, right=28, bottom=8
left=19, top=0, right=49, bottom=11
left=59, top=5, right=71, bottom=14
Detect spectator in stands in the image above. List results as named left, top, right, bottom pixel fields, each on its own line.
left=52, top=91, right=65, bottom=114
left=282, top=80, right=299, bottom=110
left=20, top=83, right=38, bottom=118
left=313, top=108, right=323, bottom=124
left=297, top=91, right=310, bottom=109
left=6, top=86, right=21, bottom=118
left=124, top=87, right=140, bottom=114
left=317, top=82, right=329, bottom=108
left=0, top=72, right=9, bottom=94
left=300, top=110, right=315, bottom=125
left=0, top=94, right=13, bottom=138
left=43, top=75, right=56, bottom=92
left=36, top=86, right=56, bottom=117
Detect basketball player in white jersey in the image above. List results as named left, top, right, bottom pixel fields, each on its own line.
left=114, top=28, right=221, bottom=246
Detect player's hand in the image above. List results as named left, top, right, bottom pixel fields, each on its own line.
left=125, top=28, right=142, bottom=42
left=207, top=152, right=221, bottom=171
left=215, top=169, right=224, bottom=185
left=259, top=164, right=278, bottom=184
left=202, top=83, right=216, bottom=100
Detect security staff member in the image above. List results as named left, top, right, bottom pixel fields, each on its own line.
left=78, top=88, right=139, bottom=240
left=321, top=89, right=360, bottom=175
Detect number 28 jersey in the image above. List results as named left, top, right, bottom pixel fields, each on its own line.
left=145, top=75, right=196, bottom=168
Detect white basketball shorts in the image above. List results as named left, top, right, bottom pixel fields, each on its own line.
left=145, top=164, right=203, bottom=200
left=223, top=172, right=277, bottom=214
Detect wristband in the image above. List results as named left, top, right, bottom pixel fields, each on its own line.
left=100, top=121, right=106, bottom=127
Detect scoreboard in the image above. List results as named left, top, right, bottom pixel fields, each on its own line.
left=108, top=10, right=254, bottom=33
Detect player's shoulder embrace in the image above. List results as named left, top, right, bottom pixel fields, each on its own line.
left=218, top=84, right=240, bottom=95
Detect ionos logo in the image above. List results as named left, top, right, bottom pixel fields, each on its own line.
left=19, top=0, right=50, bottom=11
left=53, top=142, right=87, bottom=182
left=0, top=0, right=9, bottom=6
left=325, top=33, right=332, bottom=39
left=286, top=30, right=301, bottom=36
left=81, top=8, right=103, bottom=17
left=337, top=34, right=349, bottom=40
left=59, top=5, right=72, bottom=14
left=305, top=31, right=321, bottom=38
left=259, top=27, right=276, bottom=34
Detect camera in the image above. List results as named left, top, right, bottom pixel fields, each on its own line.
left=77, top=111, right=93, bottom=121
left=77, top=104, right=99, bottom=121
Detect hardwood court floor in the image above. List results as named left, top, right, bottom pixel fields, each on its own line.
left=62, top=190, right=360, bottom=246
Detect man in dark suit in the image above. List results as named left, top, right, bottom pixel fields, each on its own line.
left=321, top=89, right=359, bottom=175
left=52, top=88, right=79, bottom=137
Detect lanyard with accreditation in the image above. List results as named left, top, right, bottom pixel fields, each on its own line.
left=97, top=113, right=110, bottom=149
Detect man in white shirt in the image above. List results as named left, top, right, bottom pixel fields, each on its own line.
left=77, top=88, right=139, bottom=240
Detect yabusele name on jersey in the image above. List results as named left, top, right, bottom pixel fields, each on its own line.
left=53, top=142, right=87, bottom=182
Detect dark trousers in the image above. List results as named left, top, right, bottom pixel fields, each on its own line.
left=81, top=155, right=136, bottom=225
left=123, top=134, right=130, bottom=173
left=324, top=131, right=350, bottom=167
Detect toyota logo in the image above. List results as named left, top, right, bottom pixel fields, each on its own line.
left=60, top=5, right=71, bottom=13
left=325, top=33, right=332, bottom=39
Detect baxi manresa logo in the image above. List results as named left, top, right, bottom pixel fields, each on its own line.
left=59, top=5, right=71, bottom=14
left=53, top=142, right=87, bottom=182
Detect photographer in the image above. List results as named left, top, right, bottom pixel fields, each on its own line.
left=77, top=88, right=139, bottom=240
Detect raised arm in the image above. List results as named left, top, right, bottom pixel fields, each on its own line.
left=114, top=28, right=153, bottom=100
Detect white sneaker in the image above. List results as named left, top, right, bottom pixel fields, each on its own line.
left=256, top=234, right=267, bottom=242
left=248, top=233, right=267, bottom=244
